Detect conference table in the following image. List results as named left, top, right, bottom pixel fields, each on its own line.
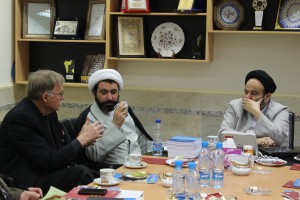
left=96, top=155, right=299, bottom=199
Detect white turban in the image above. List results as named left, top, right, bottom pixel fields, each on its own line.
left=88, top=69, right=124, bottom=92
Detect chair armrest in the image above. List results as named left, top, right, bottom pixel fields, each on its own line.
left=0, top=173, right=15, bottom=187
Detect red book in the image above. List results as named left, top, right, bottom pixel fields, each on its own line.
left=142, top=157, right=168, bottom=165
left=283, top=181, right=295, bottom=189
left=63, top=187, right=121, bottom=199
left=282, top=191, right=300, bottom=200
left=290, top=164, right=300, bottom=171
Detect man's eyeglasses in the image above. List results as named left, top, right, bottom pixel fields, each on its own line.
left=47, top=91, right=64, bottom=97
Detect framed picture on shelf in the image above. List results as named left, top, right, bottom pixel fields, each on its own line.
left=275, top=0, right=300, bottom=30
left=117, top=16, right=145, bottom=57
left=81, top=54, right=105, bottom=83
left=121, top=0, right=150, bottom=13
left=85, top=0, right=106, bottom=40
left=22, top=0, right=55, bottom=39
left=52, top=19, right=80, bottom=39
left=177, top=0, right=194, bottom=11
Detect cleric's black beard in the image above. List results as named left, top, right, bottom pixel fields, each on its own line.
left=95, top=97, right=118, bottom=114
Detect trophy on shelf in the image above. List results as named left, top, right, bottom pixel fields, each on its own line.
left=64, top=59, right=75, bottom=82
left=252, top=0, right=267, bottom=30
left=192, top=34, right=204, bottom=60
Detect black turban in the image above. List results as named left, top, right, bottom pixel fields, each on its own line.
left=245, top=70, right=277, bottom=94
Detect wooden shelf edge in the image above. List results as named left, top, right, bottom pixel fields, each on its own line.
left=63, top=83, right=88, bottom=88
left=107, top=57, right=209, bottom=63
left=208, top=30, right=300, bottom=35
left=15, top=81, right=88, bottom=88
left=16, top=38, right=106, bottom=43
left=14, top=81, right=28, bottom=85
left=110, top=12, right=207, bottom=16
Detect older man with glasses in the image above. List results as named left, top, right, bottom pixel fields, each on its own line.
left=0, top=70, right=104, bottom=194
left=218, top=70, right=289, bottom=147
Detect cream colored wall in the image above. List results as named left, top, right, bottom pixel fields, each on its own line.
left=118, top=34, right=300, bottom=96
left=0, top=0, right=14, bottom=85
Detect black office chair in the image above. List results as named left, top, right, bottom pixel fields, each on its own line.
left=59, top=118, right=78, bottom=143
left=288, top=111, right=295, bottom=150
left=0, top=121, right=15, bottom=187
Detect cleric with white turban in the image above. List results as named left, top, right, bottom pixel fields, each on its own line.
left=88, top=69, right=124, bottom=92
left=74, top=68, right=153, bottom=168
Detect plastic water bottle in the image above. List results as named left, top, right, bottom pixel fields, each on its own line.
left=212, top=142, right=225, bottom=188
left=186, top=162, right=200, bottom=200
left=152, top=119, right=163, bottom=156
left=198, top=141, right=210, bottom=187
left=172, top=160, right=186, bottom=200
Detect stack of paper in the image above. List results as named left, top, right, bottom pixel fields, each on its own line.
left=167, top=136, right=202, bottom=158
left=117, top=190, right=144, bottom=200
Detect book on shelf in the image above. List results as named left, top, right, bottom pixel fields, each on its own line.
left=81, top=54, right=105, bottom=83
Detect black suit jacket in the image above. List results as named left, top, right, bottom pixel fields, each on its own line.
left=0, top=98, right=82, bottom=189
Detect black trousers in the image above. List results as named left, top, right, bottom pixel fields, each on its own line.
left=35, top=165, right=95, bottom=194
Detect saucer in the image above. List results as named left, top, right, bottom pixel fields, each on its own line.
left=93, top=178, right=122, bottom=186
left=294, top=155, right=300, bottom=162
left=124, top=161, right=148, bottom=169
left=165, top=158, right=197, bottom=168
left=122, top=171, right=149, bottom=180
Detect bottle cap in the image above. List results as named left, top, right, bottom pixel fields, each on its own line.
left=155, top=119, right=161, bottom=123
left=174, top=160, right=182, bottom=167
left=202, top=141, right=208, bottom=148
left=188, top=162, right=196, bottom=169
left=216, top=142, right=223, bottom=149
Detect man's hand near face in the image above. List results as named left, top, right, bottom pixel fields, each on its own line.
left=113, top=101, right=128, bottom=129
left=242, top=97, right=263, bottom=120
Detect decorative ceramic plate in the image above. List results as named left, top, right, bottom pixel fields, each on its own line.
left=277, top=0, right=300, bottom=29
left=165, top=158, right=197, bottom=168
left=122, top=171, right=149, bottom=180
left=151, top=22, right=185, bottom=55
left=124, top=161, right=148, bottom=169
left=255, top=157, right=287, bottom=166
left=93, top=178, right=122, bottom=186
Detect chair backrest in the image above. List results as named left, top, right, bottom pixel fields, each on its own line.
left=288, top=111, right=295, bottom=150
left=60, top=118, right=77, bottom=143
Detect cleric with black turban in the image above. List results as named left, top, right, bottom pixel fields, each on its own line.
left=245, top=70, right=277, bottom=94
left=219, top=69, right=289, bottom=148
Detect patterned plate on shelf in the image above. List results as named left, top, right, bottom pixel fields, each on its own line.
left=151, top=22, right=185, bottom=56
left=277, top=0, right=300, bottom=29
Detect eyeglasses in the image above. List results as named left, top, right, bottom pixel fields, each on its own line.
left=47, top=91, right=64, bottom=97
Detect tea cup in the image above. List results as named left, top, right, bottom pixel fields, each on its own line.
left=125, top=153, right=142, bottom=167
left=100, top=168, right=115, bottom=183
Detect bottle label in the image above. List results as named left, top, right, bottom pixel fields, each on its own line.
left=212, top=171, right=224, bottom=180
left=200, top=172, right=210, bottom=180
left=152, top=143, right=162, bottom=150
